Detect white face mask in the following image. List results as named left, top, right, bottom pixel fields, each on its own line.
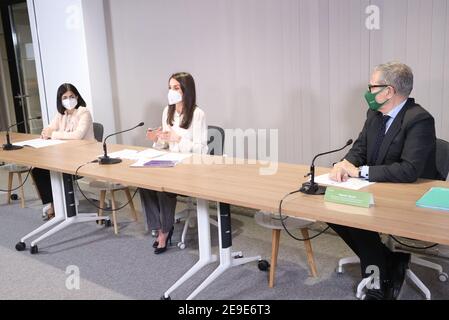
left=62, top=98, right=78, bottom=110
left=168, top=89, right=182, bottom=105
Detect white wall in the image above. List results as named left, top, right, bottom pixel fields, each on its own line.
left=27, top=0, right=115, bottom=138
left=27, top=0, right=449, bottom=164
left=81, top=0, right=116, bottom=137
left=370, top=0, right=449, bottom=142
left=104, top=0, right=449, bottom=165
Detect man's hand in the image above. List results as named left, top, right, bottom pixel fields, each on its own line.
left=329, top=159, right=359, bottom=182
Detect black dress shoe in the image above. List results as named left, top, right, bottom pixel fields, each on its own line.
left=154, top=227, right=173, bottom=255
left=390, top=252, right=411, bottom=299
left=364, top=289, right=387, bottom=300
left=154, top=245, right=167, bottom=254
left=364, top=280, right=394, bottom=300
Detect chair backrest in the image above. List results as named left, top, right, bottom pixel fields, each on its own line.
left=93, top=122, right=104, bottom=143
left=207, top=125, right=225, bottom=156
left=436, top=138, right=449, bottom=181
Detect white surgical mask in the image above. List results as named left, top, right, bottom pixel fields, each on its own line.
left=168, top=89, right=182, bottom=105
left=62, top=98, right=78, bottom=110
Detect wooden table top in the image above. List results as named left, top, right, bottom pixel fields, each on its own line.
left=2, top=132, right=449, bottom=245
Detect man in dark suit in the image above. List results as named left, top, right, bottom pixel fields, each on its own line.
left=329, top=62, right=440, bottom=300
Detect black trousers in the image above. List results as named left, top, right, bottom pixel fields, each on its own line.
left=139, top=189, right=177, bottom=234
left=328, top=223, right=392, bottom=280
left=31, top=168, right=53, bottom=205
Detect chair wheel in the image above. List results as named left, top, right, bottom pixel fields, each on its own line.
left=104, top=219, right=112, bottom=227
left=234, top=254, right=244, bottom=259
left=15, top=242, right=26, bottom=251
left=438, top=272, right=448, bottom=282
left=160, top=295, right=171, bottom=300
left=96, top=219, right=103, bottom=225
left=258, top=260, right=270, bottom=271
left=10, top=194, right=18, bottom=201
left=30, top=245, right=38, bottom=254
left=336, top=267, right=344, bottom=274
left=177, top=242, right=186, bottom=250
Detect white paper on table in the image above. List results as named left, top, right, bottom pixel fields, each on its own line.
left=97, top=149, right=138, bottom=160
left=313, top=174, right=375, bottom=190
left=130, top=158, right=152, bottom=167
left=99, top=148, right=167, bottom=161
left=135, top=148, right=167, bottom=159
left=14, top=138, right=67, bottom=148
left=152, top=152, right=192, bottom=162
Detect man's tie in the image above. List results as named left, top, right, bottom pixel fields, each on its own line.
left=371, top=115, right=391, bottom=164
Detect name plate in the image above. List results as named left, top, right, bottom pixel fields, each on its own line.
left=324, top=187, right=374, bottom=208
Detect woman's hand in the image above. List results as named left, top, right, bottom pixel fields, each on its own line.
left=41, top=127, right=54, bottom=140
left=159, top=127, right=181, bottom=143
left=146, top=127, right=162, bottom=142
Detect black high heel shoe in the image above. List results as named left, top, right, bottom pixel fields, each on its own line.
left=152, top=240, right=159, bottom=248
left=154, top=227, right=174, bottom=254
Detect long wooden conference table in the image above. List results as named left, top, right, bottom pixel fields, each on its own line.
left=1, top=132, right=449, bottom=299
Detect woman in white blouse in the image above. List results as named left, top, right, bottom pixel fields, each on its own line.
left=140, top=72, right=207, bottom=254
left=33, top=83, right=94, bottom=220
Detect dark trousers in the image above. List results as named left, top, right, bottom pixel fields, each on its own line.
left=328, top=223, right=392, bottom=280
left=139, top=189, right=177, bottom=233
left=31, top=168, right=53, bottom=205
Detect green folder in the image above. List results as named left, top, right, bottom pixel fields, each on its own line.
left=416, top=187, right=449, bottom=211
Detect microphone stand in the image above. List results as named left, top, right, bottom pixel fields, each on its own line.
left=98, top=122, right=145, bottom=165
left=3, top=116, right=42, bottom=151
left=300, top=139, right=353, bottom=195
left=99, top=142, right=122, bottom=165
left=3, top=131, right=23, bottom=151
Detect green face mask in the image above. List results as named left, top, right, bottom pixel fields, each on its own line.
left=364, top=87, right=390, bottom=111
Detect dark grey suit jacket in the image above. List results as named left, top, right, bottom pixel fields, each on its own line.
left=345, top=98, right=441, bottom=182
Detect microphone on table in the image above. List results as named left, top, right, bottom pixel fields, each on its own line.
left=299, top=139, right=353, bottom=195
left=2, top=116, right=42, bottom=151
left=98, top=122, right=145, bottom=165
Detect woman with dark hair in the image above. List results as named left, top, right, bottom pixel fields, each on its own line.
left=140, top=72, right=207, bottom=254
left=33, top=83, right=95, bottom=220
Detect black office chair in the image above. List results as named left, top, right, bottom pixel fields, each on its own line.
left=93, top=122, right=104, bottom=143
left=436, top=138, right=449, bottom=181
left=337, top=138, right=449, bottom=299
left=206, top=125, right=225, bottom=156
left=174, top=125, right=225, bottom=249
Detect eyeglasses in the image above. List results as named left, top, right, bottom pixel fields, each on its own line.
left=368, top=84, right=392, bottom=93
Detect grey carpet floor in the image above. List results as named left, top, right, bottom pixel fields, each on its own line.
left=0, top=197, right=448, bottom=300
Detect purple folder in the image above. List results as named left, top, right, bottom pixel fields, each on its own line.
left=143, top=160, right=176, bottom=167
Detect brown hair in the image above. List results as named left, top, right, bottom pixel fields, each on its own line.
left=167, top=72, right=197, bottom=129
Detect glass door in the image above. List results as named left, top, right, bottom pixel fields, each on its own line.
left=0, top=9, right=16, bottom=131
left=0, top=0, right=42, bottom=134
